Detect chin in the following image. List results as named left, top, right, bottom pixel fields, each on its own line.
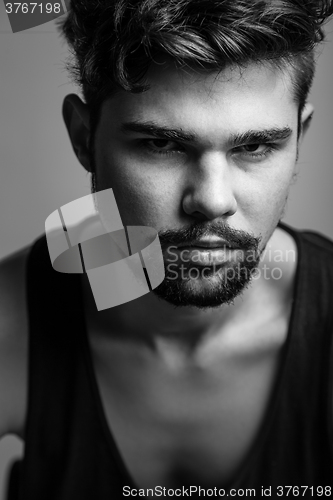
left=152, top=261, right=258, bottom=309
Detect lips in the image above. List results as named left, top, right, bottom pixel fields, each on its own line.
left=176, top=239, right=237, bottom=249
left=167, top=245, right=238, bottom=266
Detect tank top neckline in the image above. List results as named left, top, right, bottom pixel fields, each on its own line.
left=78, top=221, right=303, bottom=490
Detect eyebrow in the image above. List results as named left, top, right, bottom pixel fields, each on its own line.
left=121, top=121, right=293, bottom=147
left=229, top=128, right=293, bottom=147
left=121, top=121, right=195, bottom=142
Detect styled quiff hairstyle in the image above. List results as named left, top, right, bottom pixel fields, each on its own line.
left=59, top=0, right=333, bottom=132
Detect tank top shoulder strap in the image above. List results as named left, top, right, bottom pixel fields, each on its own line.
left=238, top=224, right=333, bottom=487
left=15, top=235, right=100, bottom=497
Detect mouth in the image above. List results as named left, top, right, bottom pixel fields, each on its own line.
left=165, top=244, right=239, bottom=266
left=175, top=239, right=237, bottom=250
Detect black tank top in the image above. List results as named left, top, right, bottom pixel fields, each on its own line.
left=6, top=223, right=333, bottom=499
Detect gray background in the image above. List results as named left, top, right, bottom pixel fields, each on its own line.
left=0, top=1, right=332, bottom=498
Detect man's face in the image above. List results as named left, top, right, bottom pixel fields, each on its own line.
left=91, top=61, right=299, bottom=308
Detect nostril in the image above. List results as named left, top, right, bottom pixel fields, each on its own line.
left=189, top=211, right=211, bottom=222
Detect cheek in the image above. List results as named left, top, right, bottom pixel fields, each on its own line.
left=95, top=148, right=182, bottom=227
left=236, top=156, right=297, bottom=230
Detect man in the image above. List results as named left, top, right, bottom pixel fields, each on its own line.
left=1, top=0, right=333, bottom=498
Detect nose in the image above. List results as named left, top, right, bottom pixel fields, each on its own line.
left=182, top=152, right=237, bottom=221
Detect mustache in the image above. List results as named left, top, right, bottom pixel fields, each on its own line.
left=158, top=220, right=261, bottom=250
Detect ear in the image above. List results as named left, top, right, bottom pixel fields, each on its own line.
left=62, top=94, right=92, bottom=173
left=299, top=102, right=314, bottom=143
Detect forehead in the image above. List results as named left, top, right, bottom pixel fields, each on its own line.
left=98, top=61, right=297, bottom=142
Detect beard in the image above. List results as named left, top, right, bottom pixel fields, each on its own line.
left=90, top=174, right=262, bottom=310
left=152, top=221, right=261, bottom=309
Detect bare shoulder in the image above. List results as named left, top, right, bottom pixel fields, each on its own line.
left=0, top=244, right=32, bottom=440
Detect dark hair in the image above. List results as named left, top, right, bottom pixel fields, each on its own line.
left=59, top=0, right=333, bottom=135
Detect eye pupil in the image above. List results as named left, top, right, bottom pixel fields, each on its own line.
left=244, top=144, right=260, bottom=152
left=152, top=139, right=169, bottom=148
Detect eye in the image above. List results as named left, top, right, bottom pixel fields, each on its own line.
left=149, top=139, right=178, bottom=150
left=233, top=143, right=277, bottom=160
left=141, top=139, right=184, bottom=155
left=243, top=144, right=263, bottom=152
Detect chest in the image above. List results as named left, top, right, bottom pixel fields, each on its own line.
left=89, top=341, right=282, bottom=489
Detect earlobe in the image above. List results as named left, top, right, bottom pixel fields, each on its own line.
left=300, top=102, right=314, bottom=141
left=62, top=94, right=92, bottom=173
